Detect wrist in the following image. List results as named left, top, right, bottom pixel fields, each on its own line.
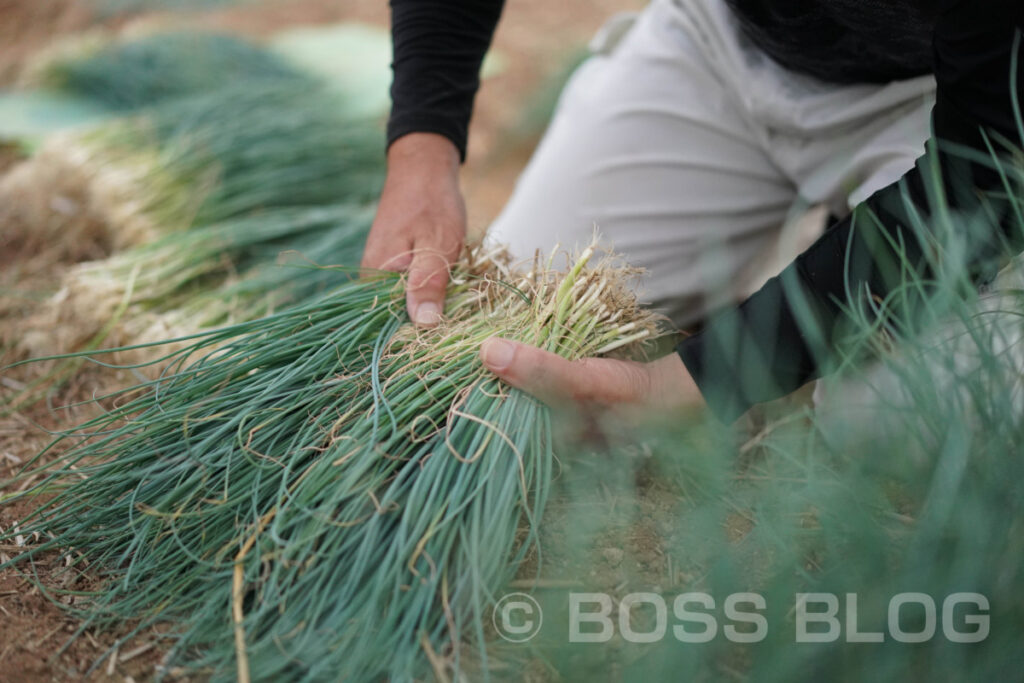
left=386, top=132, right=460, bottom=178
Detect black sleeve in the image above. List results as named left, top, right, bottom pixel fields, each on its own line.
left=387, top=0, right=505, bottom=161
left=676, top=0, right=1024, bottom=422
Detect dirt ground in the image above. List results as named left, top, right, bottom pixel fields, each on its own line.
left=0, top=0, right=702, bottom=680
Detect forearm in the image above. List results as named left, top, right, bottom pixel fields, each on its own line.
left=388, top=0, right=505, bottom=161
left=385, top=132, right=460, bottom=183
left=372, top=1, right=502, bottom=320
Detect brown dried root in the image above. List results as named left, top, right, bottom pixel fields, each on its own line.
left=9, top=262, right=195, bottom=381
left=389, top=240, right=665, bottom=370
left=0, top=133, right=162, bottom=271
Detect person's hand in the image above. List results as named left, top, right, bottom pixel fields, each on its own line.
left=479, top=338, right=704, bottom=417
left=362, top=132, right=466, bottom=326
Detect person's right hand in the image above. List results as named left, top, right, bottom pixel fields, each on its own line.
left=361, top=132, right=466, bottom=326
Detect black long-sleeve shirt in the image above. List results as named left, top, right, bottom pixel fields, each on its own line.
left=387, top=0, right=1024, bottom=421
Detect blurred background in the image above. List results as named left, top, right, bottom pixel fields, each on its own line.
left=0, top=0, right=645, bottom=233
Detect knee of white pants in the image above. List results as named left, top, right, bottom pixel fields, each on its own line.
left=485, top=5, right=796, bottom=325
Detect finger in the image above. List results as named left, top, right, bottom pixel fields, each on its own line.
left=360, top=229, right=413, bottom=272
left=479, top=338, right=580, bottom=403
left=406, top=248, right=451, bottom=326
left=479, top=337, right=650, bottom=405
left=363, top=247, right=413, bottom=273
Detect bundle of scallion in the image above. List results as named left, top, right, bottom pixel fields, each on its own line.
left=95, top=0, right=245, bottom=17
left=0, top=81, right=385, bottom=260
left=116, top=202, right=379, bottom=323
left=15, top=202, right=375, bottom=353
left=64, top=80, right=384, bottom=235
left=27, top=31, right=308, bottom=111
left=6, top=203, right=375, bottom=409
left=1, top=243, right=659, bottom=681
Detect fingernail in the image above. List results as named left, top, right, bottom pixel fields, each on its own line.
left=481, top=338, right=515, bottom=371
left=413, top=302, right=441, bottom=325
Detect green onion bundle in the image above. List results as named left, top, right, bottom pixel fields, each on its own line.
left=29, top=32, right=308, bottom=111
left=95, top=0, right=245, bottom=17
left=117, top=202, right=379, bottom=322
left=0, top=82, right=383, bottom=288
left=55, top=80, right=385, bottom=239
left=2, top=30, right=380, bottom=266
left=7, top=203, right=376, bottom=412
left=15, top=203, right=375, bottom=358
left=3, top=244, right=658, bottom=681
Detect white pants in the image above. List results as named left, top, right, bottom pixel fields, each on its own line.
left=487, top=0, right=936, bottom=326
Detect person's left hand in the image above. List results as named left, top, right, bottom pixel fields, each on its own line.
left=479, top=337, right=704, bottom=416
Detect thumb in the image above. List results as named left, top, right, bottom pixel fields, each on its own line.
left=405, top=249, right=450, bottom=326
left=480, top=338, right=579, bottom=403
left=480, top=337, right=655, bottom=406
